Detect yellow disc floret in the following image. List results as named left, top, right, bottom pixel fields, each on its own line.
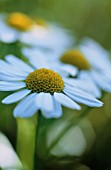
left=26, top=68, right=64, bottom=94
left=60, top=50, right=90, bottom=70
left=7, top=12, right=33, bottom=31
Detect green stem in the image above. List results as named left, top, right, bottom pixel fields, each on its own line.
left=16, top=114, right=38, bottom=170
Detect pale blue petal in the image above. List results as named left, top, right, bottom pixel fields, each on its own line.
left=22, top=48, right=55, bottom=69
left=78, top=71, right=101, bottom=98
left=91, top=70, right=111, bottom=92
left=14, top=93, right=38, bottom=118
left=64, top=87, right=103, bottom=107
left=64, top=84, right=94, bottom=98
left=51, top=66, right=69, bottom=77
left=28, top=54, right=50, bottom=69
left=81, top=38, right=109, bottom=61
left=52, top=96, right=62, bottom=118
left=41, top=110, right=55, bottom=118
left=0, top=20, right=18, bottom=43
left=79, top=38, right=110, bottom=71
left=0, top=59, right=28, bottom=77
left=0, top=73, right=26, bottom=81
left=0, top=31, right=18, bottom=43
left=2, top=89, right=31, bottom=104
left=5, top=55, right=34, bottom=73
left=35, top=92, right=53, bottom=112
left=64, top=78, right=101, bottom=98
left=41, top=96, right=62, bottom=118
left=54, top=92, right=81, bottom=110
left=0, top=81, right=26, bottom=91
left=59, top=64, right=78, bottom=77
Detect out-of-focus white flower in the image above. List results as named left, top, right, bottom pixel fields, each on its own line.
left=53, top=38, right=111, bottom=98
left=0, top=12, right=33, bottom=43
left=78, top=38, right=111, bottom=97
left=0, top=132, right=22, bottom=170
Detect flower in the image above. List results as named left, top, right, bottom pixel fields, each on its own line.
left=0, top=55, right=103, bottom=119
left=54, top=38, right=111, bottom=98
left=0, top=12, right=33, bottom=43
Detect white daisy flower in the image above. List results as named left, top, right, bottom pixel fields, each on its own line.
left=19, top=22, right=74, bottom=53
left=0, top=12, right=33, bottom=43
left=54, top=38, right=111, bottom=98
left=0, top=54, right=103, bottom=119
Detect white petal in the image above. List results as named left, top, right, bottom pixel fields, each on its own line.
left=79, top=38, right=110, bottom=70
left=0, top=132, right=22, bottom=169
left=22, top=47, right=50, bottom=68
left=65, top=84, right=94, bottom=98
left=41, top=96, right=62, bottom=118
left=91, top=70, right=111, bottom=92
left=0, top=81, right=26, bottom=91
left=52, top=96, right=63, bottom=118
left=78, top=71, right=101, bottom=98
left=0, top=21, right=18, bottom=43
left=64, top=87, right=103, bottom=107
left=28, top=54, right=50, bottom=69
left=0, top=73, right=27, bottom=81
left=0, top=59, right=29, bottom=77
left=5, top=55, right=34, bottom=73
left=35, top=92, right=53, bottom=112
left=14, top=93, right=38, bottom=118
left=54, top=92, right=81, bottom=110
left=2, top=89, right=31, bottom=104
left=60, top=64, right=78, bottom=76
left=0, top=31, right=18, bottom=43
left=41, top=110, right=55, bottom=118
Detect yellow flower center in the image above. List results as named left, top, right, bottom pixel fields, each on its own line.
left=7, top=12, right=33, bottom=31
left=60, top=50, right=90, bottom=70
left=26, top=68, right=64, bottom=94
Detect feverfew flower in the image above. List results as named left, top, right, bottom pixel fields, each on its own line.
left=56, top=38, right=111, bottom=98
left=0, top=12, right=33, bottom=43
left=0, top=55, right=102, bottom=119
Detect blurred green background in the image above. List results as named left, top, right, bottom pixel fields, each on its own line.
left=0, top=0, right=111, bottom=49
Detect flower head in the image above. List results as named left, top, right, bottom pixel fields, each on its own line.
left=53, top=38, right=111, bottom=98
left=26, top=68, right=64, bottom=93
left=60, top=50, right=90, bottom=70
left=0, top=55, right=103, bottom=119
left=0, top=12, right=33, bottom=43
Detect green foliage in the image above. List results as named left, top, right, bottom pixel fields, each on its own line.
left=0, top=42, right=22, bottom=59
